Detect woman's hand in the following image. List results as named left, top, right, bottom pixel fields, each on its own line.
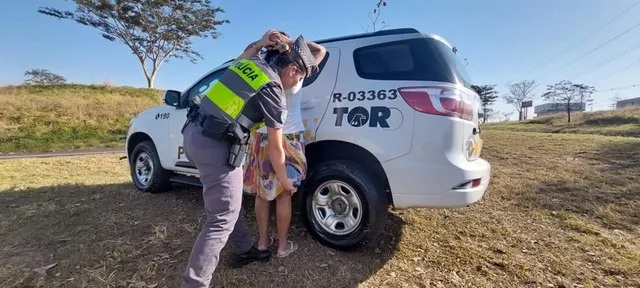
left=237, top=29, right=285, bottom=60
left=282, top=179, right=297, bottom=195
left=275, top=32, right=294, bottom=46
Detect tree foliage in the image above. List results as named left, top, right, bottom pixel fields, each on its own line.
left=362, top=0, right=389, bottom=32
left=574, top=83, right=596, bottom=107
left=541, top=80, right=595, bottom=123
left=24, top=69, right=67, bottom=85
left=502, top=80, right=537, bottom=121
left=38, top=0, right=229, bottom=88
left=473, top=84, right=499, bottom=123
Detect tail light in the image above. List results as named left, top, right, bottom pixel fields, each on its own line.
left=398, top=86, right=475, bottom=121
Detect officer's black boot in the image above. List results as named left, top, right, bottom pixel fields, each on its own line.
left=229, top=246, right=271, bottom=268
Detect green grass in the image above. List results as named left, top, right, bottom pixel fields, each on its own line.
left=0, top=84, right=163, bottom=154
left=485, top=107, right=640, bottom=137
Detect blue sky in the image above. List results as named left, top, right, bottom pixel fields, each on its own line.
left=2, top=0, right=640, bottom=118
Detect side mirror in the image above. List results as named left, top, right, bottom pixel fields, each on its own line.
left=164, top=90, right=181, bottom=107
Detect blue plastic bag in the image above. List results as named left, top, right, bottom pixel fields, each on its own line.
left=286, top=164, right=302, bottom=188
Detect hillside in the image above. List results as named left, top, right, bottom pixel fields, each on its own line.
left=0, top=84, right=163, bottom=154
left=484, top=107, right=640, bottom=138
left=2, top=83, right=639, bottom=154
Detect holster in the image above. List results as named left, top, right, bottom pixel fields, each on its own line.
left=199, top=114, right=250, bottom=167
left=181, top=104, right=200, bottom=135
left=226, top=121, right=250, bottom=168
left=190, top=108, right=252, bottom=168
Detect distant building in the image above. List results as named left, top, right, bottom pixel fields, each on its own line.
left=616, top=97, right=640, bottom=109
left=534, top=102, right=586, bottom=117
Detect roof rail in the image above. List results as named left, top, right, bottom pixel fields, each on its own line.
left=315, top=28, right=421, bottom=45
left=216, top=28, right=420, bottom=67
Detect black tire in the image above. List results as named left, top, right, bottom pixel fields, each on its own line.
left=300, top=160, right=388, bottom=251
left=129, top=140, right=173, bottom=193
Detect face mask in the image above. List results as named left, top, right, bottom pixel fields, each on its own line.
left=285, top=79, right=303, bottom=97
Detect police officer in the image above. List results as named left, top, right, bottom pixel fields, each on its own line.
left=180, top=29, right=322, bottom=288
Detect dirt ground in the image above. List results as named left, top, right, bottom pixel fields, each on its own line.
left=1, top=130, right=639, bottom=288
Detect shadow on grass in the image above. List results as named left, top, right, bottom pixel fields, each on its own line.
left=582, top=115, right=640, bottom=126
left=514, top=139, right=640, bottom=232
left=0, top=182, right=403, bottom=288
left=525, top=116, right=560, bottom=125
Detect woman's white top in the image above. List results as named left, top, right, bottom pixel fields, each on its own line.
left=257, top=90, right=306, bottom=134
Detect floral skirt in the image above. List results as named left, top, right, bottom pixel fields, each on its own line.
left=242, top=131, right=307, bottom=201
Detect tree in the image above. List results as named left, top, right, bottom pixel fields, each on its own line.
left=38, top=0, right=229, bottom=88
left=541, top=80, right=594, bottom=123
left=24, top=69, right=67, bottom=85
left=362, top=0, right=389, bottom=32
left=502, top=80, right=537, bottom=121
left=502, top=111, right=514, bottom=122
left=473, top=84, right=499, bottom=124
left=574, top=83, right=595, bottom=110
left=610, top=94, right=622, bottom=110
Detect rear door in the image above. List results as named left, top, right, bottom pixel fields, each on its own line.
left=316, top=35, right=482, bottom=162
left=318, top=36, right=432, bottom=162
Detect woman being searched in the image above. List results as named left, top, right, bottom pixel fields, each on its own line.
left=243, top=31, right=327, bottom=258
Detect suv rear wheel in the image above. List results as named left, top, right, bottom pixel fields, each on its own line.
left=300, top=160, right=388, bottom=250
left=129, top=141, right=173, bottom=193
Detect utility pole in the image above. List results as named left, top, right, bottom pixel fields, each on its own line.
left=610, top=93, right=621, bottom=110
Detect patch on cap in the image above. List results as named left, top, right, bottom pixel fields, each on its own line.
left=291, top=35, right=318, bottom=77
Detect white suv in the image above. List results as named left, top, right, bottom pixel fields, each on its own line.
left=125, top=28, right=491, bottom=250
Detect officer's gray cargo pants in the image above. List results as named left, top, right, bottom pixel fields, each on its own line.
left=180, top=123, right=252, bottom=288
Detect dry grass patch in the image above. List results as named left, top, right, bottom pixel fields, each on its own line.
left=0, top=84, right=162, bottom=154
left=0, top=130, right=639, bottom=287
left=485, top=106, right=640, bottom=138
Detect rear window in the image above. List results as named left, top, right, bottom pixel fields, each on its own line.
left=353, top=37, right=473, bottom=87
left=430, top=38, right=474, bottom=87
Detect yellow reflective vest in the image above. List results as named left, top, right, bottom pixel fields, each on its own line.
left=199, top=57, right=282, bottom=133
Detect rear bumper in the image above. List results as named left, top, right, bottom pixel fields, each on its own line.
left=392, top=163, right=491, bottom=208
left=384, top=156, right=491, bottom=209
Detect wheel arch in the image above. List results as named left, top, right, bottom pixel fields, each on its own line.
left=127, top=132, right=154, bottom=158
left=127, top=132, right=173, bottom=193
left=305, top=140, right=393, bottom=206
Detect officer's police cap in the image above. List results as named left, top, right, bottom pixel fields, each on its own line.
left=291, top=35, right=318, bottom=78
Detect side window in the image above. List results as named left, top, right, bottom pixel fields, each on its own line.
left=302, top=51, right=331, bottom=88
left=355, top=43, right=414, bottom=77
left=352, top=38, right=451, bottom=83
left=182, top=68, right=227, bottom=107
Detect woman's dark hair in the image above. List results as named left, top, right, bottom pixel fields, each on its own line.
left=268, top=50, right=305, bottom=74
left=264, top=31, right=305, bottom=74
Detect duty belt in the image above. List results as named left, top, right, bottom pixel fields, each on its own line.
left=189, top=111, right=256, bottom=132
left=194, top=112, right=208, bottom=127
left=185, top=110, right=259, bottom=168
